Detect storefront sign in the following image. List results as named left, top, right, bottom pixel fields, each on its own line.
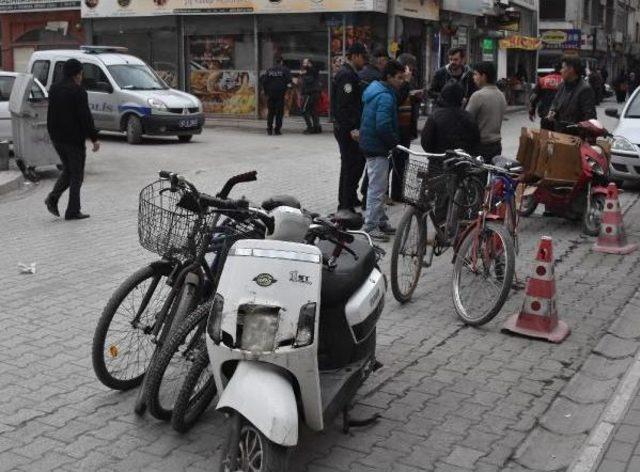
left=482, top=37, right=494, bottom=61
left=509, top=0, right=537, bottom=9
left=0, top=0, right=79, bottom=12
left=451, top=25, right=467, bottom=47
left=499, top=35, right=541, bottom=50
left=540, top=29, right=581, bottom=50
left=441, top=0, right=492, bottom=16
left=82, top=0, right=387, bottom=17
left=394, top=0, right=438, bottom=21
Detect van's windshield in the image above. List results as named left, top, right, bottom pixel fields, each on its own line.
left=107, top=64, right=168, bottom=91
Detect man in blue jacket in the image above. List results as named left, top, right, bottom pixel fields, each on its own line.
left=359, top=60, right=406, bottom=241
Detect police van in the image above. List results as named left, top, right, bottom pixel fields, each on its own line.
left=27, top=46, right=204, bottom=144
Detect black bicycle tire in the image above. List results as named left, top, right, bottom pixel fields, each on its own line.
left=145, top=301, right=212, bottom=421
left=171, top=348, right=217, bottom=433
left=92, top=262, right=173, bottom=391
left=451, top=223, right=515, bottom=326
left=390, top=206, right=427, bottom=303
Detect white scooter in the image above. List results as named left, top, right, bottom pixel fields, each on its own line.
left=205, top=211, right=386, bottom=472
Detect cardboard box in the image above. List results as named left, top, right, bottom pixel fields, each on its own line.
left=516, top=127, right=582, bottom=184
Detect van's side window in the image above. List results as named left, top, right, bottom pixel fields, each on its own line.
left=82, top=63, right=112, bottom=93
left=52, top=62, right=66, bottom=85
left=31, top=60, right=50, bottom=86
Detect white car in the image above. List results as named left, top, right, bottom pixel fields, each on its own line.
left=605, top=87, right=640, bottom=183
left=0, top=71, right=47, bottom=143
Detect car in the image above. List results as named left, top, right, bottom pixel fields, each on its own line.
left=27, top=46, right=204, bottom=144
left=605, top=87, right=640, bottom=183
left=0, top=71, right=47, bottom=143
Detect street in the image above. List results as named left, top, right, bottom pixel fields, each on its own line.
left=2, top=104, right=640, bottom=472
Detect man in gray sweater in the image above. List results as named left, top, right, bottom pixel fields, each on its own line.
left=466, top=62, right=507, bottom=162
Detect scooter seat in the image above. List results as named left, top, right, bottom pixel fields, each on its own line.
left=261, top=195, right=301, bottom=212
left=318, top=238, right=376, bottom=306
left=492, top=156, right=523, bottom=173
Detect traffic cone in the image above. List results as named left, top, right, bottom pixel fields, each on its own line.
left=502, top=236, right=570, bottom=343
left=593, top=183, right=638, bottom=255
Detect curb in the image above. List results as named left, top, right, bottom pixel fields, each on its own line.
left=0, top=170, right=23, bottom=197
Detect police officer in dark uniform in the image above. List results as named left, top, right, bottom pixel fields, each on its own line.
left=333, top=42, right=368, bottom=212
left=261, top=56, right=292, bottom=135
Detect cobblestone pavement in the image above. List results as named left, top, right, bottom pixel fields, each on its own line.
left=2, top=106, right=640, bottom=472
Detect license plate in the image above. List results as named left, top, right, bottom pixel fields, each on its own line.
left=178, top=118, right=199, bottom=129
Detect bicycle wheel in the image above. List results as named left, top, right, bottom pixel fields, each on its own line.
left=452, top=223, right=515, bottom=326
left=92, top=262, right=173, bottom=391
left=391, top=206, right=427, bottom=303
left=171, top=348, right=217, bottom=433
left=145, top=301, right=211, bottom=421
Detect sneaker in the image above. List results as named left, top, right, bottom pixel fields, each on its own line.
left=365, top=228, right=390, bottom=242
left=378, top=223, right=396, bottom=235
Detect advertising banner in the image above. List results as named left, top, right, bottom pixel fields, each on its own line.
left=540, top=29, right=581, bottom=50
left=394, top=0, right=438, bottom=21
left=441, top=0, right=491, bottom=16
left=499, top=35, right=541, bottom=50
left=0, top=0, right=79, bottom=12
left=82, top=0, right=387, bottom=17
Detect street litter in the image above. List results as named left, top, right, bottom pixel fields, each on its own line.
left=18, top=262, right=36, bottom=274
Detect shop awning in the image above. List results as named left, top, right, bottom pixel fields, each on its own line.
left=499, top=35, right=541, bottom=51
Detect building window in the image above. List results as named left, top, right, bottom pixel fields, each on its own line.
left=540, top=0, right=566, bottom=20
left=583, top=0, right=590, bottom=21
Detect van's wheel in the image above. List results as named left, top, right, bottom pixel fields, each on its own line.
left=126, top=115, right=143, bottom=144
left=178, top=135, right=193, bottom=143
left=219, top=413, right=289, bottom=472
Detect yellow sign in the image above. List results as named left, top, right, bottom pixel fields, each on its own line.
left=541, top=30, right=568, bottom=45
left=499, top=35, right=541, bottom=51
left=82, top=0, right=387, bottom=17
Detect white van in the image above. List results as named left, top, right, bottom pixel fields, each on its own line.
left=27, top=46, right=204, bottom=144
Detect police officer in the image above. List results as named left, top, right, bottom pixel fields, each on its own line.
left=529, top=63, right=562, bottom=127
left=333, top=42, right=367, bottom=212
left=261, top=56, right=292, bottom=135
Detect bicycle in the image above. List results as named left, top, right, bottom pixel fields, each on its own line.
left=91, top=170, right=267, bottom=404
left=390, top=146, right=517, bottom=326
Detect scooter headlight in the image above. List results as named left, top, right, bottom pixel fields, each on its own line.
left=587, top=157, right=605, bottom=176
left=239, top=304, right=280, bottom=352
left=206, top=293, right=224, bottom=343
left=294, top=302, right=317, bottom=348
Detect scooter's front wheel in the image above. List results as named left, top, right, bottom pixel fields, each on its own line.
left=220, top=413, right=289, bottom=472
left=583, top=193, right=606, bottom=236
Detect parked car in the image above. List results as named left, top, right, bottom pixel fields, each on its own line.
left=27, top=46, right=204, bottom=144
left=605, top=87, right=640, bottom=183
left=0, top=71, right=47, bottom=143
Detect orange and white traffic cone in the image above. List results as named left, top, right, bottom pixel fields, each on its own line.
left=593, top=183, right=638, bottom=255
left=502, top=236, right=570, bottom=343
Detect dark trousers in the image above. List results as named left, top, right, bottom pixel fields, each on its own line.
left=335, top=128, right=365, bottom=211
left=267, top=95, right=285, bottom=132
left=477, top=141, right=502, bottom=164
left=302, top=93, right=320, bottom=131
left=49, top=142, right=86, bottom=217
left=390, top=135, right=411, bottom=201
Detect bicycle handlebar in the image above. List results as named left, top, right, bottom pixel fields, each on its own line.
left=217, top=171, right=258, bottom=199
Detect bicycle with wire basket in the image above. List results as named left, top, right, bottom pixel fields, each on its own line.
left=91, top=170, right=270, bottom=417
left=390, top=145, right=517, bottom=326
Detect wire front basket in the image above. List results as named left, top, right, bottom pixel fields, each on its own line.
left=138, top=179, right=215, bottom=259
left=402, top=155, right=431, bottom=207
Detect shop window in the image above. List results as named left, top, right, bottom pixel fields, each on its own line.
left=0, top=77, right=16, bottom=102
left=81, top=63, right=111, bottom=93
left=540, top=0, right=566, bottom=20
left=31, top=60, right=50, bottom=86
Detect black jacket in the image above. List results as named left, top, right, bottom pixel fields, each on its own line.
left=332, top=61, right=362, bottom=132
left=428, top=64, right=477, bottom=102
left=421, top=83, right=480, bottom=156
left=261, top=64, right=291, bottom=97
left=301, top=65, right=321, bottom=95
left=47, top=79, right=98, bottom=147
left=358, top=64, right=382, bottom=89
left=549, top=77, right=597, bottom=129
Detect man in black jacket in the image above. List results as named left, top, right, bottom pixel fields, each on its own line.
left=547, top=56, right=597, bottom=132
left=333, top=42, right=367, bottom=212
left=300, top=58, right=322, bottom=134
left=45, top=59, right=100, bottom=220
left=262, top=56, right=291, bottom=135
left=428, top=47, right=477, bottom=106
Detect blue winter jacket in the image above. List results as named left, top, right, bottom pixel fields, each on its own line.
left=359, top=80, right=399, bottom=157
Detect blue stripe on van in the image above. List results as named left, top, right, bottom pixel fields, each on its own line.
left=118, top=105, right=152, bottom=116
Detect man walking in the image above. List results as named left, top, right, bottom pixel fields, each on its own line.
left=466, top=62, right=507, bottom=162
left=529, top=63, right=562, bottom=124
left=428, top=47, right=477, bottom=106
left=333, top=43, right=367, bottom=212
left=359, top=60, right=405, bottom=242
left=261, top=56, right=291, bottom=135
left=300, top=58, right=322, bottom=134
left=45, top=58, right=99, bottom=220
